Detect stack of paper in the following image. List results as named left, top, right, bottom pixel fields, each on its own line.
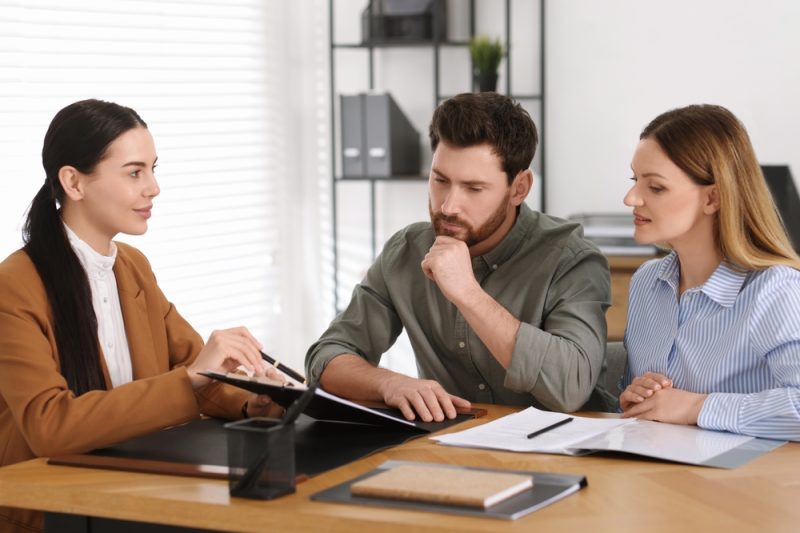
left=568, top=213, right=659, bottom=256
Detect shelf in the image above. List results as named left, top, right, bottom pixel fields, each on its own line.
left=336, top=175, right=428, bottom=182
left=438, top=93, right=542, bottom=101
left=333, top=40, right=470, bottom=49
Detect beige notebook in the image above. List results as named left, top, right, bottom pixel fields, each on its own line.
left=350, top=464, right=534, bottom=509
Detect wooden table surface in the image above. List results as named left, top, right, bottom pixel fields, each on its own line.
left=0, top=405, right=798, bottom=532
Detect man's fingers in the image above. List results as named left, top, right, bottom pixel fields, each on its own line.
left=388, top=396, right=415, bottom=421
left=419, top=388, right=447, bottom=422
left=430, top=388, right=458, bottom=419
left=450, top=395, right=472, bottom=410
left=420, top=258, right=436, bottom=281
left=382, top=376, right=464, bottom=422
left=407, top=392, right=434, bottom=422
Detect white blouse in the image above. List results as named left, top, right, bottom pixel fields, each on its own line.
left=64, top=224, right=133, bottom=388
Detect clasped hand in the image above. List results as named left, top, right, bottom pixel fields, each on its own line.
left=620, top=371, right=707, bottom=425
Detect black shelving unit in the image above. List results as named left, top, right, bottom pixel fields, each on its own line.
left=329, top=0, right=545, bottom=311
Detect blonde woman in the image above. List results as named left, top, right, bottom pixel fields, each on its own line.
left=620, top=104, right=800, bottom=441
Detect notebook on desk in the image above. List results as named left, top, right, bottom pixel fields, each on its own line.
left=201, top=371, right=484, bottom=432
left=312, top=460, right=586, bottom=520
left=350, top=464, right=534, bottom=508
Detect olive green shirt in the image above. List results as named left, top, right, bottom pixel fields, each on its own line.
left=306, top=204, right=614, bottom=412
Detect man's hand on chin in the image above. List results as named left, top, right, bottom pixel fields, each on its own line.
left=420, top=236, right=480, bottom=305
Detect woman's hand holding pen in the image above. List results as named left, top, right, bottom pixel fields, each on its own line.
left=187, top=327, right=274, bottom=390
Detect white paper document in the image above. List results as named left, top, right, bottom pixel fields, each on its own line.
left=432, top=408, right=633, bottom=454
left=571, top=419, right=754, bottom=464
left=432, top=407, right=785, bottom=468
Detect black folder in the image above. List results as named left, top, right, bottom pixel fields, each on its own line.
left=50, top=415, right=420, bottom=480
left=201, top=371, right=481, bottom=433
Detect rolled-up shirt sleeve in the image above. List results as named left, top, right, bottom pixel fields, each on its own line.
left=505, top=248, right=610, bottom=412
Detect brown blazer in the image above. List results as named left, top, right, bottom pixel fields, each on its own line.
left=0, top=242, right=248, bottom=532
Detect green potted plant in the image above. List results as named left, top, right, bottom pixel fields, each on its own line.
left=469, top=35, right=504, bottom=92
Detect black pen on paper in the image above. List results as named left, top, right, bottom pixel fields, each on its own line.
left=526, top=417, right=573, bottom=439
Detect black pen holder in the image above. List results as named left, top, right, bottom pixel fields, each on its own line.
left=225, top=417, right=296, bottom=500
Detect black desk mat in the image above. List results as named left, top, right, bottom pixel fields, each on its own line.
left=89, top=414, right=429, bottom=477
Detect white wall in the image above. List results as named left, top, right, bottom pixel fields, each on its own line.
left=546, top=0, right=800, bottom=217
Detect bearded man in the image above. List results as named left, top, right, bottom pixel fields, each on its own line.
left=306, top=92, right=614, bottom=419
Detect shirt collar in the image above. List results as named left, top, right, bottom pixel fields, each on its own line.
left=654, top=251, right=748, bottom=307
left=64, top=223, right=117, bottom=280
left=473, top=203, right=534, bottom=271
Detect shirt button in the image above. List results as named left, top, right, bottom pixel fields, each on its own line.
left=492, top=264, right=498, bottom=270
left=478, top=383, right=486, bottom=390
left=103, top=297, right=108, bottom=303
left=458, top=341, right=465, bottom=348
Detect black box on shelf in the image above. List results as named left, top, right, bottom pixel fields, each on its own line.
left=361, top=0, right=447, bottom=44
left=340, top=92, right=421, bottom=178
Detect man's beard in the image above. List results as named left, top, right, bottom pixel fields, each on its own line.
left=429, top=190, right=511, bottom=247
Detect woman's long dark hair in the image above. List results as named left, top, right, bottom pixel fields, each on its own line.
left=23, top=99, right=147, bottom=396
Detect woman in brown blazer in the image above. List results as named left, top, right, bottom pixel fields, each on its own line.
left=0, top=99, right=283, bottom=532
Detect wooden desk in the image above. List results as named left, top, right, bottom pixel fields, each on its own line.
left=0, top=406, right=798, bottom=532
left=607, top=255, right=654, bottom=341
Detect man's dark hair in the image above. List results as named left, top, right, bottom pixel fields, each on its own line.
left=429, top=92, right=538, bottom=184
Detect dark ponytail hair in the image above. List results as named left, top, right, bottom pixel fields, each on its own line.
left=23, top=99, right=147, bottom=396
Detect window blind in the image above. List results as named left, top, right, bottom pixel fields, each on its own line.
left=0, top=0, right=288, bottom=346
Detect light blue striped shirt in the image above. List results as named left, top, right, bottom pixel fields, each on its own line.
left=623, top=251, right=800, bottom=441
